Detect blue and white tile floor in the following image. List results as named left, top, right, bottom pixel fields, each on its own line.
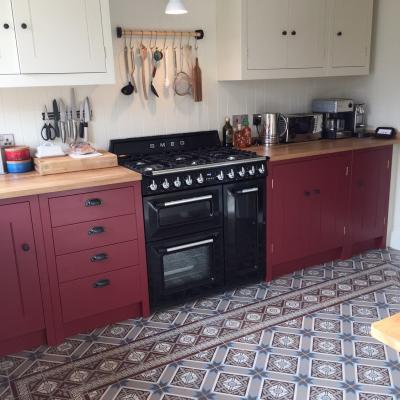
left=1, top=248, right=400, bottom=400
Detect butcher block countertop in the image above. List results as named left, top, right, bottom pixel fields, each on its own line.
left=248, top=137, right=400, bottom=162
left=371, top=313, right=400, bottom=352
left=0, top=166, right=142, bottom=200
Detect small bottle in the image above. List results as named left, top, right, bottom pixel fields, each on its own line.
left=222, top=117, right=234, bottom=147
left=242, top=116, right=252, bottom=147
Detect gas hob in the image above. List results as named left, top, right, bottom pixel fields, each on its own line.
left=109, top=131, right=268, bottom=195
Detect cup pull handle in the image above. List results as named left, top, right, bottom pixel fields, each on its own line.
left=85, top=198, right=103, bottom=207
left=90, top=253, right=108, bottom=262
left=88, top=226, right=105, bottom=236
left=93, top=279, right=110, bottom=289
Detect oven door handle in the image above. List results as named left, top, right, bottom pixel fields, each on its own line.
left=166, top=239, right=214, bottom=253
left=163, top=195, right=213, bottom=207
left=235, top=187, right=259, bottom=194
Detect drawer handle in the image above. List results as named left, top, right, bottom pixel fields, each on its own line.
left=93, top=279, right=110, bottom=289
left=88, top=226, right=105, bottom=236
left=90, top=253, right=108, bottom=262
left=85, top=198, right=103, bottom=207
left=21, top=243, right=30, bottom=252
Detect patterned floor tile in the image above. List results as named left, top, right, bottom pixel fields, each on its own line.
left=261, top=379, right=296, bottom=399
left=224, top=349, right=256, bottom=368
left=170, top=367, right=206, bottom=389
left=266, top=354, right=298, bottom=375
left=214, top=372, right=250, bottom=396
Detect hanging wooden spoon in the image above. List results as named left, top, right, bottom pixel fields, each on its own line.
left=140, top=44, right=148, bottom=100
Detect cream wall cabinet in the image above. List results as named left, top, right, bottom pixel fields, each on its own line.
left=217, top=0, right=373, bottom=80
left=0, top=0, right=114, bottom=87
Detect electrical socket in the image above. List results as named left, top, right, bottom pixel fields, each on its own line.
left=253, top=114, right=262, bottom=126
left=0, top=134, right=15, bottom=147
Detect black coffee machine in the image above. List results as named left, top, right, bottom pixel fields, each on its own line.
left=312, top=99, right=354, bottom=139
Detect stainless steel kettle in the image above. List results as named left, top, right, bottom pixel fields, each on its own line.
left=258, top=113, right=288, bottom=146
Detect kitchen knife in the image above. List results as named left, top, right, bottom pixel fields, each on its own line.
left=83, top=97, right=91, bottom=142
left=79, top=101, right=85, bottom=139
left=59, top=99, right=67, bottom=144
left=70, top=88, right=78, bottom=141
left=52, top=99, right=60, bottom=138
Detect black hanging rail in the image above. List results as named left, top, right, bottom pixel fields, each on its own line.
left=116, top=27, right=204, bottom=40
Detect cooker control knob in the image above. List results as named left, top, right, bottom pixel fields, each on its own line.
left=258, top=164, right=265, bottom=174
left=248, top=166, right=256, bottom=176
left=185, top=175, right=193, bottom=186
left=217, top=171, right=224, bottom=181
left=149, top=180, right=158, bottom=191
left=197, top=173, right=204, bottom=184
left=162, top=179, right=170, bottom=190
left=174, top=177, right=181, bottom=188
left=238, top=167, right=246, bottom=177
left=228, top=169, right=235, bottom=179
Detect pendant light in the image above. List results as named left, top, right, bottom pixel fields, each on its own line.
left=165, top=0, right=188, bottom=15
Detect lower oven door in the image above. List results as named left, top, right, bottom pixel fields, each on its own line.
left=224, top=179, right=266, bottom=285
left=147, top=229, right=224, bottom=306
left=143, top=186, right=223, bottom=241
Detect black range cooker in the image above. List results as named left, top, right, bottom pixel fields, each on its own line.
left=110, top=131, right=268, bottom=308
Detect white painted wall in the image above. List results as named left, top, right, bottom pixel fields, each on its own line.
left=0, top=0, right=398, bottom=247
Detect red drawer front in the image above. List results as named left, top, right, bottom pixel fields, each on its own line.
left=53, top=215, right=138, bottom=255
left=57, top=241, right=139, bottom=283
left=59, top=267, right=141, bottom=323
left=49, top=187, right=136, bottom=227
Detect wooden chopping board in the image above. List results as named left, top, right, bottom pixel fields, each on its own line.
left=34, top=151, right=118, bottom=175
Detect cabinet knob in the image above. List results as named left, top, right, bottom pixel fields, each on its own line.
left=337, top=31, right=343, bottom=36
left=282, top=30, right=287, bottom=36
left=21, top=243, right=30, bottom=252
left=304, top=191, right=311, bottom=197
left=3, top=23, right=10, bottom=30
left=21, top=23, right=28, bottom=29
left=291, top=30, right=297, bottom=36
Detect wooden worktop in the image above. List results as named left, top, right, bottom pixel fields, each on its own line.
left=371, top=313, right=400, bottom=352
left=0, top=166, right=142, bottom=200
left=248, top=137, right=400, bottom=161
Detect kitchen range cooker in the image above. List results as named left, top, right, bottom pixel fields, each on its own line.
left=110, top=131, right=268, bottom=308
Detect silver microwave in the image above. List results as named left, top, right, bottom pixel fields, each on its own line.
left=279, top=113, right=323, bottom=143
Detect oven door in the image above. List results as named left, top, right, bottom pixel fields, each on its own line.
left=147, top=230, right=224, bottom=306
left=224, top=179, right=266, bottom=285
left=143, top=186, right=223, bottom=241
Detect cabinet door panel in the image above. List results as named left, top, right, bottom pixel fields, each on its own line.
left=270, top=161, right=312, bottom=264
left=351, top=148, right=392, bottom=243
left=0, top=202, right=44, bottom=340
left=287, top=0, right=326, bottom=68
left=0, top=0, right=20, bottom=74
left=311, top=155, right=351, bottom=253
left=331, top=0, right=373, bottom=67
left=247, top=0, right=289, bottom=70
left=12, top=0, right=106, bottom=73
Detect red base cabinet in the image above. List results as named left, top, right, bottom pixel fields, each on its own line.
left=267, top=146, right=393, bottom=281
left=349, top=146, right=392, bottom=253
left=0, top=197, right=52, bottom=356
left=39, top=182, right=150, bottom=344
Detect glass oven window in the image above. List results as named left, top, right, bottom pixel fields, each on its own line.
left=159, top=199, right=213, bottom=227
left=163, top=242, right=212, bottom=290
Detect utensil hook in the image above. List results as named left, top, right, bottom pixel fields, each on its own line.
left=154, top=31, right=158, bottom=49
left=163, top=31, right=168, bottom=50
left=140, top=30, right=144, bottom=47
left=172, top=32, right=177, bottom=49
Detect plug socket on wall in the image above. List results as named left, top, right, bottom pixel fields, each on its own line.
left=0, top=134, right=15, bottom=147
